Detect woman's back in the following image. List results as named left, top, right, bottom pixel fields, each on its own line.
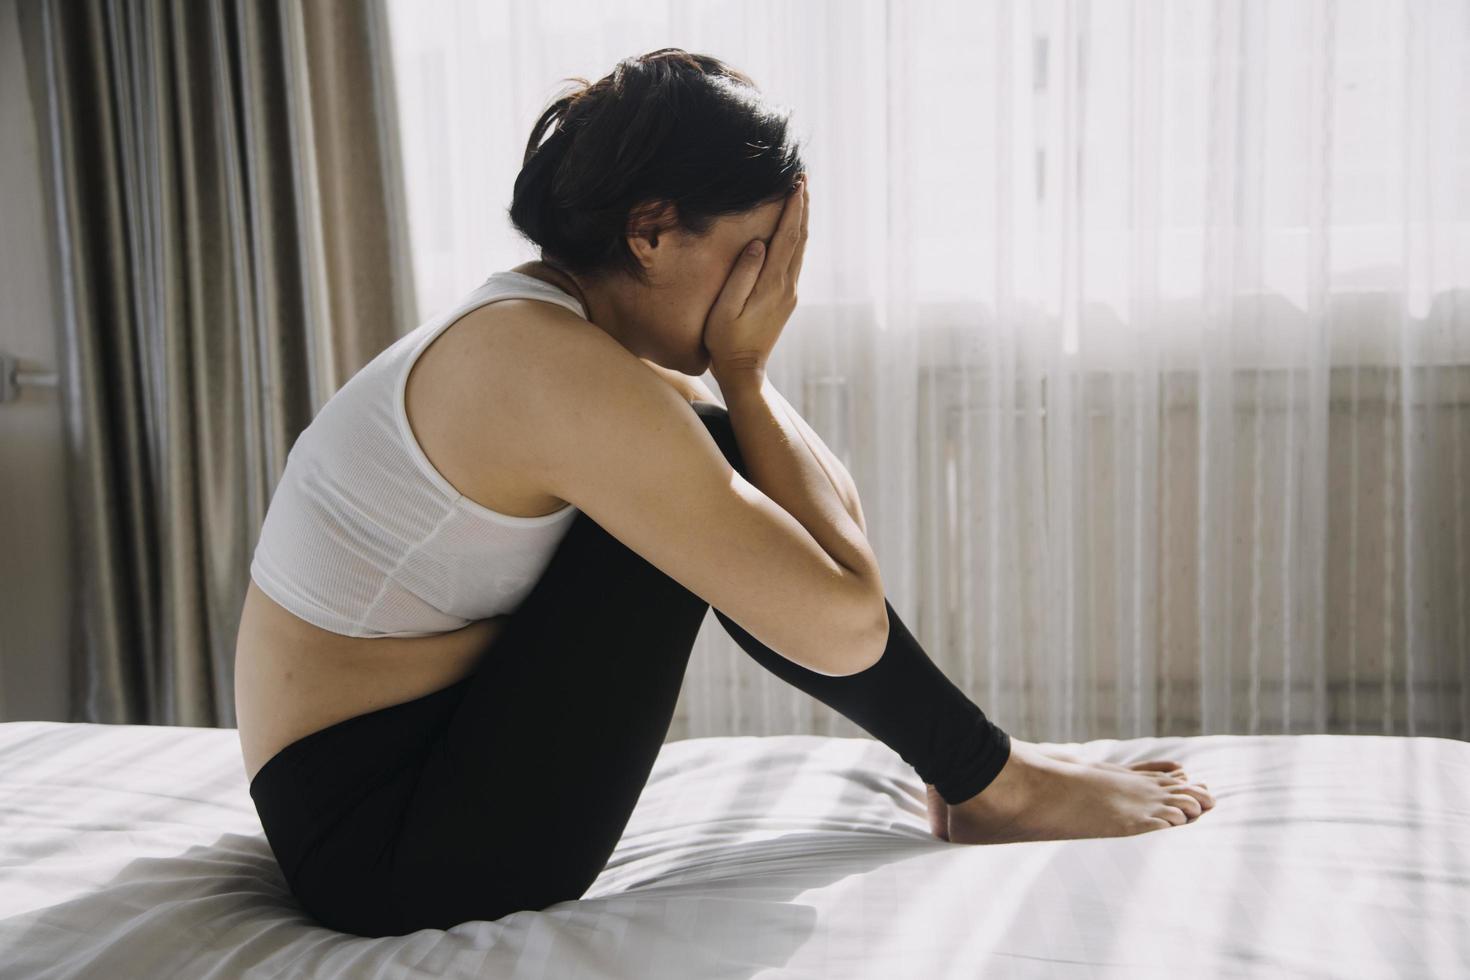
left=236, top=268, right=598, bottom=783
left=250, top=270, right=586, bottom=640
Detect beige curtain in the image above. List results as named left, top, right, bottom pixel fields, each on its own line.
left=388, top=2, right=1469, bottom=745
left=17, top=0, right=415, bottom=727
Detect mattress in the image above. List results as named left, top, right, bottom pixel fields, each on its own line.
left=0, top=720, right=1466, bottom=979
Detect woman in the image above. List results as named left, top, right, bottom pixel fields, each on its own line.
left=235, top=48, right=1212, bottom=938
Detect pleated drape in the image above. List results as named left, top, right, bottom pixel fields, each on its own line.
left=17, top=0, right=415, bottom=726
left=384, top=0, right=1469, bottom=746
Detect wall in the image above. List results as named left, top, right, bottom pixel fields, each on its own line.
left=0, top=0, right=70, bottom=722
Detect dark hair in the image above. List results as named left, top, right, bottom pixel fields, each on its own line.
left=508, top=48, right=805, bottom=285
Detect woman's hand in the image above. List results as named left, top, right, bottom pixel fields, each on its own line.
left=703, top=174, right=809, bottom=381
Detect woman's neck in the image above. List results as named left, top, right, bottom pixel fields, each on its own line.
left=511, top=259, right=591, bottom=314
left=511, top=258, right=640, bottom=355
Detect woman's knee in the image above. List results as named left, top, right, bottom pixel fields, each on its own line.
left=691, top=400, right=748, bottom=476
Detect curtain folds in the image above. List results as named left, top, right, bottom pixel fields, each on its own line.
left=18, top=0, right=414, bottom=726
left=386, top=0, right=1469, bottom=744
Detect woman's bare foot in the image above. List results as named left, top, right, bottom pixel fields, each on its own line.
left=1016, top=738, right=1210, bottom=796
left=943, top=739, right=1215, bottom=844
left=923, top=741, right=1211, bottom=841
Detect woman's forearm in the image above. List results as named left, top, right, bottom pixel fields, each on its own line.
left=765, top=382, right=868, bottom=537
left=715, top=367, right=884, bottom=603
left=701, top=373, right=868, bottom=537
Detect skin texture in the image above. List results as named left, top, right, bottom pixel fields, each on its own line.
left=924, top=745, right=1212, bottom=841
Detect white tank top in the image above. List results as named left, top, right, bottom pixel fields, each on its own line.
left=249, top=270, right=585, bottom=638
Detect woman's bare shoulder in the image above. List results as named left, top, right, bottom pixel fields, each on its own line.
left=457, top=298, right=721, bottom=405
left=403, top=297, right=613, bottom=516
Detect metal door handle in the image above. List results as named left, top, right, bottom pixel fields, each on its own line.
left=0, top=352, right=59, bottom=404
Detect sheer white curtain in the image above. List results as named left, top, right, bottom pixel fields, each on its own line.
left=384, top=0, right=1470, bottom=744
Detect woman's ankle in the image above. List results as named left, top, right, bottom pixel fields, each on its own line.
left=950, top=739, right=1041, bottom=815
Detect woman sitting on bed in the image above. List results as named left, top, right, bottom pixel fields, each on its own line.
left=233, top=46, right=1214, bottom=938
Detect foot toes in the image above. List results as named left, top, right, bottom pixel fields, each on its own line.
left=1129, top=759, right=1184, bottom=773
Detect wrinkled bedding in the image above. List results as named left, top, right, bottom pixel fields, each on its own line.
left=0, top=720, right=1466, bottom=978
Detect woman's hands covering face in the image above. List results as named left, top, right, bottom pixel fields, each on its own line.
left=702, top=174, right=809, bottom=380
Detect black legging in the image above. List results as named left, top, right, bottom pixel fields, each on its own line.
left=248, top=400, right=1011, bottom=937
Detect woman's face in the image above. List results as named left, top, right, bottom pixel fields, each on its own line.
left=617, top=196, right=789, bottom=376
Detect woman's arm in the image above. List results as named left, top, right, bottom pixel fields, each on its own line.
left=765, top=382, right=867, bottom=537
left=703, top=373, right=867, bottom=538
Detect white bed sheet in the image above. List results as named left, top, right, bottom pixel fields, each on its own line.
left=0, top=720, right=1467, bottom=979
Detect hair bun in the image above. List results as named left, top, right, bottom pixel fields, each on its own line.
left=507, top=49, right=804, bottom=284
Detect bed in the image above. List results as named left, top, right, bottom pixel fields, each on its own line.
left=0, top=720, right=1466, bottom=979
